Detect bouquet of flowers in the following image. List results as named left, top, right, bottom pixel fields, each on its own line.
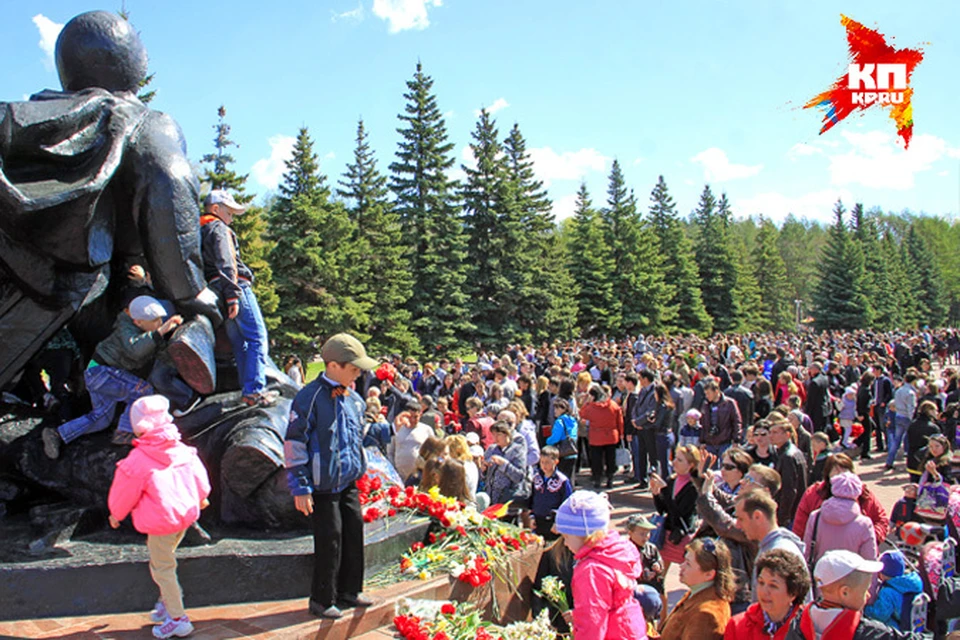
left=533, top=576, right=570, bottom=613
left=394, top=599, right=556, bottom=640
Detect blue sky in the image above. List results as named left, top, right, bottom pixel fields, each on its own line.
left=5, top=1, right=959, bottom=224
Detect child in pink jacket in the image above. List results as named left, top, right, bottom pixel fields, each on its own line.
left=801, top=471, right=877, bottom=569
left=108, top=395, right=210, bottom=639
left=555, top=490, right=648, bottom=639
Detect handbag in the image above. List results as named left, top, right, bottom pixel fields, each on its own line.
left=649, top=513, right=667, bottom=549
left=616, top=440, right=632, bottom=467
left=558, top=437, right=578, bottom=458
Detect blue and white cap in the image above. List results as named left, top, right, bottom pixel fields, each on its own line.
left=204, top=189, right=247, bottom=212
left=555, top=490, right=611, bottom=537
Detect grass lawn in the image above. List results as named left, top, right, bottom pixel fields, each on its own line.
left=305, top=360, right=325, bottom=382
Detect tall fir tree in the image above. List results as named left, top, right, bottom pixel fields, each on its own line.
left=269, top=127, right=368, bottom=354
left=751, top=217, right=792, bottom=331
left=502, top=124, right=578, bottom=341
left=568, top=183, right=619, bottom=336
left=389, top=62, right=472, bottom=353
left=905, top=224, right=948, bottom=327
left=336, top=118, right=418, bottom=355
left=199, top=105, right=279, bottom=329
left=461, top=109, right=525, bottom=347
left=812, top=200, right=869, bottom=330
left=648, top=176, right=711, bottom=335
left=693, top=185, right=740, bottom=332
left=851, top=203, right=897, bottom=328
left=731, top=235, right=763, bottom=332
left=777, top=214, right=823, bottom=309
left=601, top=162, right=674, bottom=334
left=882, top=230, right=916, bottom=328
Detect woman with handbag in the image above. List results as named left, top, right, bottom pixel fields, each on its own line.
left=652, top=383, right=677, bottom=479
left=580, top=384, right=624, bottom=490
left=547, top=398, right=579, bottom=487
left=652, top=444, right=701, bottom=578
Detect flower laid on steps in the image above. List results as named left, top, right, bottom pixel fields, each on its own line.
left=394, top=599, right=557, bottom=640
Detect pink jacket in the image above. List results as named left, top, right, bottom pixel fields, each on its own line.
left=108, top=423, right=211, bottom=536
left=572, top=531, right=648, bottom=640
left=801, top=496, right=876, bottom=567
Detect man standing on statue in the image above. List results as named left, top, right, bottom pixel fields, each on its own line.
left=284, top=333, right=377, bottom=619
left=200, top=190, right=277, bottom=407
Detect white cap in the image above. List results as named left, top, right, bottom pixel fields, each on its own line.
left=814, top=550, right=884, bottom=588
left=204, top=189, right=247, bottom=212
left=464, top=432, right=480, bottom=445
left=469, top=445, right=484, bottom=457
left=128, top=295, right=166, bottom=321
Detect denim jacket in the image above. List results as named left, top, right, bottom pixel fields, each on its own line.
left=285, top=376, right=367, bottom=495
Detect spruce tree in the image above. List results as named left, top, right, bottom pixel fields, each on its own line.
left=751, top=217, right=792, bottom=331
left=269, top=127, right=369, bottom=354
left=568, top=183, right=619, bottom=336
left=502, top=124, right=578, bottom=341
left=731, top=236, right=763, bottom=332
left=648, top=176, right=711, bottom=335
left=777, top=214, right=824, bottom=309
left=461, top=109, right=520, bottom=347
left=389, top=62, right=472, bottom=353
left=336, top=118, right=418, bottom=355
left=694, top=186, right=740, bottom=332
left=852, top=204, right=898, bottom=328
left=905, top=224, right=948, bottom=327
left=812, top=200, right=869, bottom=330
left=601, top=162, right=674, bottom=334
left=199, top=105, right=279, bottom=329
left=883, top=230, right=916, bottom=328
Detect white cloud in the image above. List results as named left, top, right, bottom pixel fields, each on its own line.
left=460, top=144, right=476, bottom=168
left=528, top=147, right=609, bottom=187
left=443, top=110, right=455, bottom=120
left=324, top=151, right=336, bottom=161
left=552, top=193, right=579, bottom=221
left=372, top=0, right=442, bottom=33
left=788, top=142, right=823, bottom=158
left=32, top=14, right=63, bottom=70
left=474, top=98, right=509, bottom=117
left=827, top=131, right=960, bottom=190
left=736, top=188, right=855, bottom=224
left=691, top=147, right=762, bottom=182
left=938, top=170, right=949, bottom=177
left=331, top=2, right=365, bottom=23
left=633, top=157, right=644, bottom=166
left=251, top=135, right=296, bottom=190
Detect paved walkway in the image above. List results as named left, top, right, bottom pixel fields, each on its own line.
left=2, top=453, right=908, bottom=639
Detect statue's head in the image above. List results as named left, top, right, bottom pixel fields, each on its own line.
left=55, top=11, right=148, bottom=93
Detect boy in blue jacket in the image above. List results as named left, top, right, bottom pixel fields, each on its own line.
left=864, top=549, right=924, bottom=631
left=284, top=334, right=377, bottom=619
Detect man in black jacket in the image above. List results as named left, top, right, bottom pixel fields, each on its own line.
left=724, top=370, right=755, bottom=438
left=631, top=370, right=659, bottom=489
left=870, top=364, right=894, bottom=452
left=804, top=361, right=831, bottom=435
left=621, top=373, right=640, bottom=483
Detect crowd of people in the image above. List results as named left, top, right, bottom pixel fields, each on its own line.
left=343, top=328, right=959, bottom=638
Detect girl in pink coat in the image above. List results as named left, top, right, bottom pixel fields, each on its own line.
left=108, top=395, right=211, bottom=639
left=801, top=471, right=877, bottom=569
left=555, top=490, right=648, bottom=639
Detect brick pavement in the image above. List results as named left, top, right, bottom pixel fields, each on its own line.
left=1, top=454, right=909, bottom=639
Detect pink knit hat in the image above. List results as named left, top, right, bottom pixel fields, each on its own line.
left=830, top=471, right=863, bottom=500
left=129, top=395, right=173, bottom=436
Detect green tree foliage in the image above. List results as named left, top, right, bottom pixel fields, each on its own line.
left=731, top=236, right=762, bottom=332
left=777, top=214, right=826, bottom=312
left=502, top=124, right=578, bottom=341
left=269, top=127, right=368, bottom=353
left=693, top=186, right=740, bottom=332
left=647, top=176, right=711, bottom=335
left=389, top=62, right=472, bottom=353
left=812, top=200, right=869, bottom=330
left=601, top=162, right=674, bottom=334
left=877, top=230, right=913, bottom=329
left=568, top=183, right=619, bottom=336
left=751, top=217, right=792, bottom=331
left=912, top=217, right=960, bottom=325
left=336, top=118, right=418, bottom=355
left=904, top=224, right=948, bottom=327
left=199, top=105, right=278, bottom=329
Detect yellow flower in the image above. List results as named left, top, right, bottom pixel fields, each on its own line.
left=418, top=571, right=429, bottom=580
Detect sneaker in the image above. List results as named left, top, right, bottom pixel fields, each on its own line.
left=152, top=616, right=193, bottom=639
left=42, top=428, right=61, bottom=459
left=111, top=430, right=135, bottom=446
left=308, top=600, right=343, bottom=618
left=337, top=593, right=374, bottom=608
left=172, top=396, right=202, bottom=418
left=150, top=600, right=167, bottom=624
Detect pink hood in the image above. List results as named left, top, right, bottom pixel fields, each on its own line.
left=572, top=531, right=647, bottom=640
left=108, top=422, right=211, bottom=536
left=802, top=497, right=877, bottom=567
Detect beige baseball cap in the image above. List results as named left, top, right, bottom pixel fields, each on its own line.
left=321, top=333, right=378, bottom=370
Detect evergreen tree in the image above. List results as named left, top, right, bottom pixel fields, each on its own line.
left=199, top=105, right=279, bottom=329
left=693, top=185, right=740, bottom=332
left=502, top=124, right=578, bottom=341
left=751, top=217, right=792, bottom=331
left=731, top=236, right=763, bottom=332
left=905, top=224, right=948, bottom=327
left=389, top=62, right=472, bottom=353
left=882, top=230, right=916, bottom=328
left=777, top=214, right=824, bottom=309
left=568, top=183, right=619, bottom=336
left=601, top=162, right=674, bottom=334
left=852, top=203, right=900, bottom=328
left=648, top=176, right=711, bottom=334
left=269, top=127, right=368, bottom=353
left=336, top=118, right=418, bottom=355
left=812, top=200, right=869, bottom=330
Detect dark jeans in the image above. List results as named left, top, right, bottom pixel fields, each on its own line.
left=655, top=431, right=675, bottom=477
left=148, top=359, right=195, bottom=411
left=636, top=428, right=658, bottom=482
left=855, top=416, right=874, bottom=457
left=559, top=456, right=577, bottom=488
left=874, top=405, right=887, bottom=449
left=310, top=482, right=364, bottom=607
left=590, top=444, right=617, bottom=482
